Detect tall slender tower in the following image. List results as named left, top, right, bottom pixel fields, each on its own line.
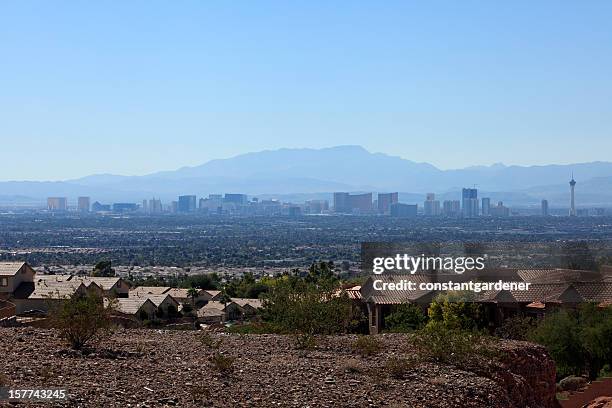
left=569, top=174, right=576, bottom=216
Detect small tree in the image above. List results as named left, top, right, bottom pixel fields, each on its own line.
left=50, top=293, right=114, bottom=350
left=91, top=260, right=116, bottom=277
left=530, top=304, right=612, bottom=379
left=187, top=287, right=199, bottom=306
left=428, top=291, right=486, bottom=331
left=262, top=275, right=355, bottom=336
left=385, top=304, right=428, bottom=332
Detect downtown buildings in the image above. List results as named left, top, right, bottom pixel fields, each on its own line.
left=462, top=188, right=479, bottom=217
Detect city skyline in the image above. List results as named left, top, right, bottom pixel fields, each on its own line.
left=39, top=175, right=594, bottom=217
left=2, top=2, right=612, bottom=180
left=2, top=145, right=611, bottom=208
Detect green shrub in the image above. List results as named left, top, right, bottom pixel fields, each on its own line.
left=385, top=357, right=417, bottom=379
left=385, top=304, right=428, bottom=333
left=342, top=358, right=363, bottom=374
left=352, top=335, right=382, bottom=357
left=411, top=321, right=499, bottom=367
left=261, top=276, right=357, bottom=335
left=530, top=304, right=612, bottom=379
left=50, top=293, right=114, bottom=350
left=294, top=333, right=317, bottom=350
left=198, top=332, right=222, bottom=349
left=209, top=352, right=235, bottom=375
left=494, top=316, right=536, bottom=340
left=428, top=291, right=487, bottom=331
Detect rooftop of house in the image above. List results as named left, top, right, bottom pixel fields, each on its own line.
left=36, top=274, right=125, bottom=291
left=197, top=306, right=224, bottom=318
left=0, top=262, right=27, bottom=276
left=130, top=286, right=171, bottom=295
left=231, top=298, right=263, bottom=309
left=129, top=293, right=178, bottom=307
left=361, top=269, right=612, bottom=306
left=28, top=280, right=88, bottom=299
left=200, top=300, right=227, bottom=311
left=110, top=298, right=155, bottom=315
left=165, top=288, right=198, bottom=299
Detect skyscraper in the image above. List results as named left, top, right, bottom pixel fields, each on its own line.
left=348, top=193, right=372, bottom=213
left=77, top=196, right=90, bottom=212
left=390, top=203, right=417, bottom=217
left=490, top=201, right=510, bottom=217
left=333, top=192, right=372, bottom=214
left=149, top=198, right=162, bottom=213
left=424, top=193, right=440, bottom=216
left=462, top=188, right=478, bottom=217
left=377, top=192, right=398, bottom=215
left=541, top=199, right=549, bottom=216
left=178, top=195, right=197, bottom=212
left=333, top=192, right=350, bottom=213
left=569, top=176, right=576, bottom=216
left=442, top=200, right=461, bottom=217
left=481, top=198, right=491, bottom=216
left=47, top=197, right=67, bottom=211
left=224, top=194, right=248, bottom=205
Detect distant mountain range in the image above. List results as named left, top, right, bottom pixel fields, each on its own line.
left=2, top=145, right=612, bottom=207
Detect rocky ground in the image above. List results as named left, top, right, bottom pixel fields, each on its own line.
left=0, top=327, right=559, bottom=408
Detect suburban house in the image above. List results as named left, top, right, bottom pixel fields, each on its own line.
left=165, top=288, right=210, bottom=308
left=197, top=304, right=225, bottom=323
left=36, top=275, right=130, bottom=298
left=359, top=268, right=612, bottom=334
left=74, top=276, right=130, bottom=297
left=203, top=290, right=222, bottom=301
left=0, top=262, right=36, bottom=299
left=108, top=297, right=158, bottom=321
left=231, top=298, right=263, bottom=316
left=128, top=290, right=180, bottom=316
left=196, top=298, right=262, bottom=323
left=129, top=286, right=222, bottom=308
left=12, top=278, right=103, bottom=314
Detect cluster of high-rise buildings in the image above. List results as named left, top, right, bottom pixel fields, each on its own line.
left=330, top=189, right=509, bottom=217
left=43, top=176, right=599, bottom=217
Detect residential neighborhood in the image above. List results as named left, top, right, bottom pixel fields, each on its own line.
left=0, top=262, right=263, bottom=327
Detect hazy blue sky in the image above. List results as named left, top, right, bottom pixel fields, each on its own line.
left=1, top=1, right=611, bottom=180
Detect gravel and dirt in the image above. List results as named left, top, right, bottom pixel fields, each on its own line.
left=0, top=327, right=560, bottom=408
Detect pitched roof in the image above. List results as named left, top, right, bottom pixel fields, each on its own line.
left=517, top=269, right=603, bottom=283
left=200, top=300, right=226, bottom=311
left=204, top=290, right=221, bottom=298
left=36, top=274, right=124, bottom=291
left=29, top=280, right=87, bottom=299
left=76, top=276, right=124, bottom=291
left=360, top=275, right=434, bottom=304
left=165, top=288, right=195, bottom=299
left=231, top=298, right=263, bottom=309
left=110, top=298, right=156, bottom=315
left=0, top=262, right=26, bottom=276
left=197, top=307, right=224, bottom=318
left=130, top=286, right=171, bottom=295
left=361, top=270, right=612, bottom=305
left=129, top=293, right=178, bottom=307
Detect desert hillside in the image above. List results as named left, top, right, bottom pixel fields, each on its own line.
left=0, top=328, right=559, bottom=408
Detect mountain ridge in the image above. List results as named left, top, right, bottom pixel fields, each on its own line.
left=2, top=146, right=612, bottom=206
